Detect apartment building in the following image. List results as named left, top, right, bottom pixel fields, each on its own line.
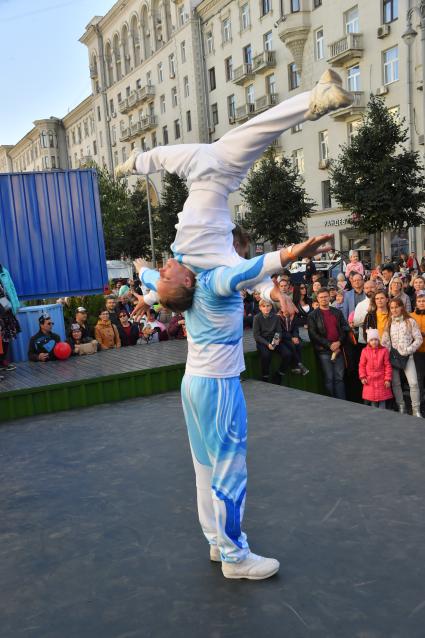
left=63, top=97, right=98, bottom=169
left=0, top=118, right=68, bottom=173
left=79, top=0, right=209, bottom=194
left=197, top=0, right=419, bottom=260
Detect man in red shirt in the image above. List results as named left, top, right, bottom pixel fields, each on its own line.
left=307, top=288, right=349, bottom=399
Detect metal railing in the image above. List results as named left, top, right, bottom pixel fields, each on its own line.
left=328, top=32, right=363, bottom=60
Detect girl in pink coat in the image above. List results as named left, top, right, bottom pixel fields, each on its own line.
left=359, top=328, right=393, bottom=408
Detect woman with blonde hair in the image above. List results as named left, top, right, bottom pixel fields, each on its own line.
left=389, top=277, right=412, bottom=312
left=382, top=298, right=423, bottom=416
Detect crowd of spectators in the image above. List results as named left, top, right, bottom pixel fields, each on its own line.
left=19, top=248, right=425, bottom=416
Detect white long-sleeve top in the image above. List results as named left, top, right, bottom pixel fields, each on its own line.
left=381, top=316, right=423, bottom=356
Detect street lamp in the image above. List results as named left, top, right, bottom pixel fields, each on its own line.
left=145, top=174, right=156, bottom=269
left=402, top=2, right=425, bottom=254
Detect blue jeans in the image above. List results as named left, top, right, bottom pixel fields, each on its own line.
left=317, top=351, right=346, bottom=400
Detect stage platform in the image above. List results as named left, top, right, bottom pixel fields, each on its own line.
left=0, top=332, right=322, bottom=423
left=1, top=381, right=424, bottom=638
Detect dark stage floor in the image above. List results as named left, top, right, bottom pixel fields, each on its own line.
left=1, top=381, right=425, bottom=638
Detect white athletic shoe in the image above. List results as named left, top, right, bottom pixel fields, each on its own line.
left=114, top=147, right=142, bottom=178
left=210, top=545, right=221, bottom=562
left=305, top=69, right=353, bottom=121
left=222, top=552, right=280, bottom=580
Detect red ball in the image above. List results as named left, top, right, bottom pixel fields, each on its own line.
left=54, top=341, right=72, bottom=360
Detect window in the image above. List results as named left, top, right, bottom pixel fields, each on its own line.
left=266, top=73, right=276, bottom=96
left=243, top=44, right=252, bottom=65
left=383, top=0, right=398, bottom=23
left=292, top=122, right=303, bottom=133
left=186, top=110, right=192, bottom=132
left=97, top=106, right=101, bottom=122
left=160, top=94, right=166, bottom=114
left=111, top=126, right=117, bottom=144
left=322, top=180, right=331, bottom=208
left=184, top=76, right=190, bottom=97
left=246, top=84, right=255, bottom=104
left=178, top=5, right=185, bottom=26
left=77, top=126, right=82, bottom=143
left=228, top=94, right=236, bottom=119
left=113, top=150, right=118, bottom=166
left=319, top=130, right=329, bottom=160
left=222, top=18, right=231, bottom=43
left=264, top=31, right=273, bottom=52
left=225, top=56, right=233, bottom=81
left=206, top=31, right=214, bottom=54
left=315, top=28, right=324, bottom=60
left=347, top=120, right=361, bottom=143
left=84, top=120, right=89, bottom=138
left=292, top=149, right=304, bottom=174
left=169, top=54, right=176, bottom=77
left=51, top=156, right=56, bottom=169
left=71, top=131, right=76, bottom=145
left=117, top=92, right=122, bottom=103
left=163, top=125, right=169, bottom=144
left=174, top=119, right=181, bottom=139
left=261, top=0, right=271, bottom=17
left=241, top=3, right=250, bottom=30
left=93, top=140, right=97, bottom=155
left=171, top=87, right=178, bottom=107
left=288, top=63, right=300, bottom=90
left=136, top=79, right=142, bottom=89
left=313, top=0, right=322, bottom=6
left=211, top=103, right=219, bottom=126
left=140, top=137, right=147, bottom=151
left=146, top=71, right=152, bottom=86
left=291, top=0, right=300, bottom=12
left=43, top=156, right=50, bottom=169
left=181, top=40, right=186, bottom=63
left=109, top=98, right=115, bottom=115
left=126, top=86, right=131, bottom=97
left=383, top=46, right=399, bottom=84
left=345, top=6, right=359, bottom=33
left=158, top=62, right=164, bottom=83
left=122, top=147, right=127, bottom=162
left=209, top=67, right=216, bottom=91
left=347, top=64, right=360, bottom=91
left=152, top=132, right=157, bottom=148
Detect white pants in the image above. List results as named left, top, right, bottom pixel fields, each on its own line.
left=134, top=91, right=311, bottom=270
left=392, top=355, right=420, bottom=410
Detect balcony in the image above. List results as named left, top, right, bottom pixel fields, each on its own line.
left=252, top=50, right=276, bottom=74
left=127, top=91, right=138, bottom=109
left=130, top=121, right=143, bottom=137
left=232, top=63, right=255, bottom=86
left=327, top=33, right=363, bottom=67
left=255, top=93, right=279, bottom=113
left=137, top=85, right=155, bottom=102
left=277, top=9, right=311, bottom=72
left=235, top=103, right=256, bottom=122
left=118, top=98, right=130, bottom=114
left=140, top=115, right=157, bottom=131
left=119, top=127, right=132, bottom=142
left=330, top=91, right=365, bottom=121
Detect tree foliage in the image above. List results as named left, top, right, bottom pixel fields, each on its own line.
left=241, top=149, right=315, bottom=249
left=127, top=179, right=154, bottom=259
left=155, top=172, right=188, bottom=253
left=330, top=94, right=425, bottom=234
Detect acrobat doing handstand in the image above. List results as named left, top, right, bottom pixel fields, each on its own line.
left=115, top=70, right=351, bottom=580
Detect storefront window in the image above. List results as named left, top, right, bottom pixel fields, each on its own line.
left=340, top=228, right=371, bottom=267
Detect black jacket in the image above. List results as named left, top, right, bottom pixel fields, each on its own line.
left=28, top=330, right=61, bottom=361
left=253, top=312, right=282, bottom=347
left=307, top=307, right=349, bottom=352
left=279, top=314, right=300, bottom=341
left=117, top=322, right=140, bottom=346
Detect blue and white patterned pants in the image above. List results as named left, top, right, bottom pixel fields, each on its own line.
left=181, top=374, right=250, bottom=563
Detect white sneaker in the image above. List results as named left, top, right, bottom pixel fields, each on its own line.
left=305, top=69, right=353, bottom=121
left=222, top=552, right=280, bottom=580
left=210, top=545, right=221, bottom=562
left=114, top=147, right=142, bottom=178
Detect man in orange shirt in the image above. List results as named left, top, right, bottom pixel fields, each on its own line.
left=411, top=290, right=425, bottom=414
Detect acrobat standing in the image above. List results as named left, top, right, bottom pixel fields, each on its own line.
left=115, top=70, right=351, bottom=580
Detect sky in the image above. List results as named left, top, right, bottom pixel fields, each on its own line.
left=0, top=0, right=115, bottom=145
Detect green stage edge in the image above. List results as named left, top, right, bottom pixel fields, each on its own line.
left=0, top=345, right=324, bottom=423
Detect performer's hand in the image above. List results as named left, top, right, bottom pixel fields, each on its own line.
left=270, top=287, right=298, bottom=316
left=131, top=293, right=150, bottom=320
left=133, top=258, right=151, bottom=275
left=361, top=378, right=368, bottom=385
left=281, top=234, right=334, bottom=265
left=268, top=343, right=275, bottom=350
left=384, top=380, right=391, bottom=388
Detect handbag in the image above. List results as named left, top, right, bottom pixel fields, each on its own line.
left=0, top=296, right=11, bottom=311
left=390, top=347, right=409, bottom=370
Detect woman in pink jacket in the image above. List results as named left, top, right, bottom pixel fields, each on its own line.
left=345, top=251, right=365, bottom=278
left=359, top=328, right=393, bottom=408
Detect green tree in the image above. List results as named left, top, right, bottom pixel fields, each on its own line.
left=97, top=166, right=133, bottom=259
left=155, top=172, right=188, bottom=253
left=330, top=95, right=425, bottom=252
left=241, top=149, right=315, bottom=249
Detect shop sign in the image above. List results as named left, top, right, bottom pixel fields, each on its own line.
left=324, top=217, right=349, bottom=228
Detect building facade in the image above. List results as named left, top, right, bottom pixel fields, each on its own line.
left=1, top=0, right=424, bottom=261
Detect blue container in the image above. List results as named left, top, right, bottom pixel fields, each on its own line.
left=10, top=303, right=66, bottom=363
left=0, top=170, right=108, bottom=300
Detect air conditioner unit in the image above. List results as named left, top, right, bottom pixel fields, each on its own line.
left=417, top=80, right=424, bottom=91
left=318, top=159, right=330, bottom=170
left=419, top=134, right=424, bottom=145
left=377, top=24, right=390, bottom=39
left=111, top=112, right=117, bottom=118
left=169, top=72, right=175, bottom=79
left=376, top=85, right=389, bottom=96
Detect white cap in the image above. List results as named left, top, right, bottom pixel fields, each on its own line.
left=366, top=328, right=380, bottom=343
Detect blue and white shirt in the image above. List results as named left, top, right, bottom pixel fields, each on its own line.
left=140, top=251, right=282, bottom=377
